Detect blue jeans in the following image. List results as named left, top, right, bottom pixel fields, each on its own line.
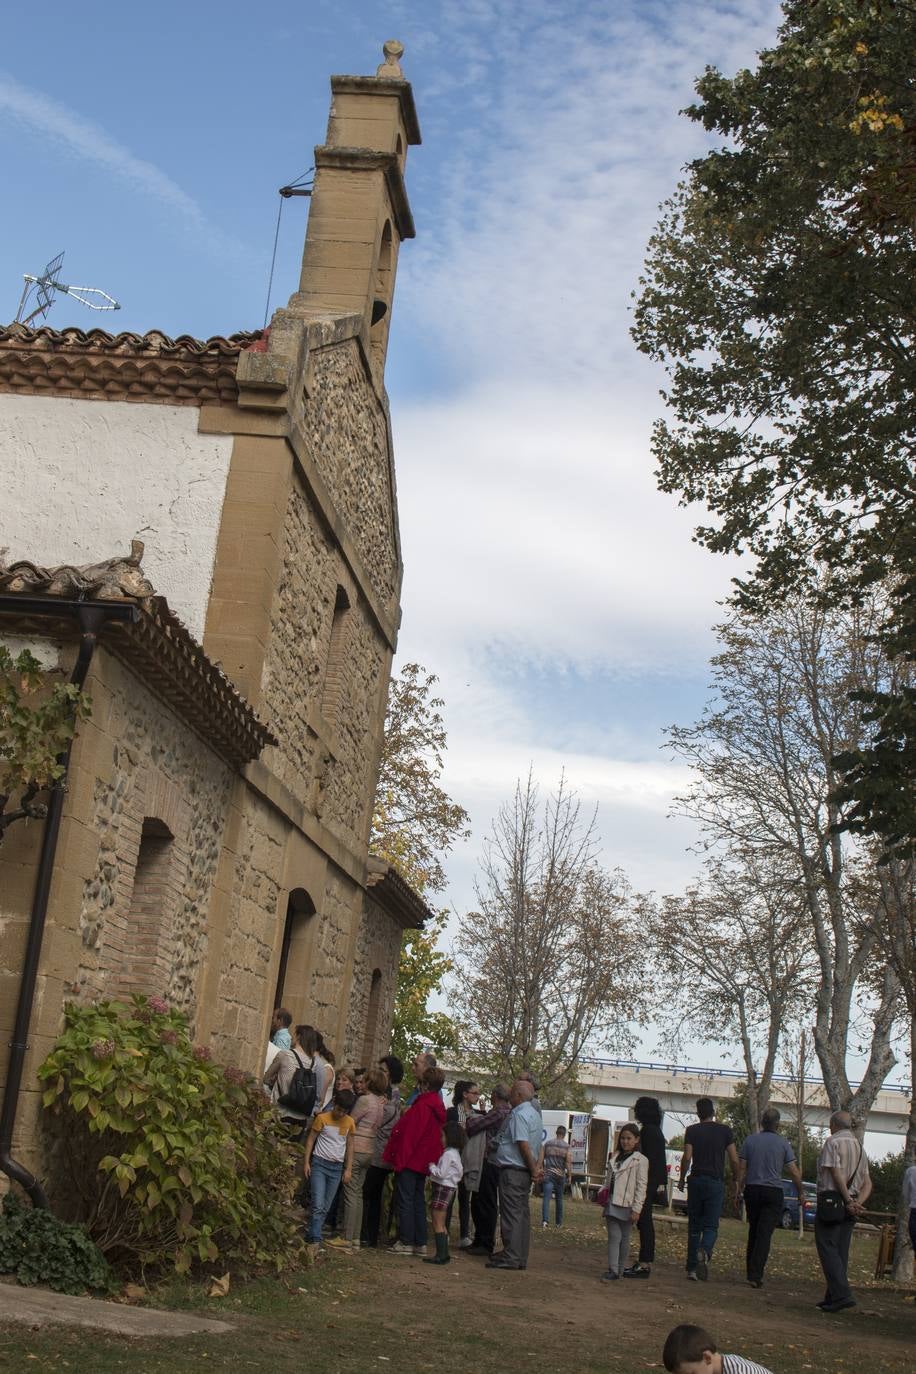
left=542, top=1176, right=564, bottom=1225
left=396, top=1168, right=428, bottom=1247
left=309, top=1157, right=343, bottom=1243
left=686, top=1174, right=725, bottom=1270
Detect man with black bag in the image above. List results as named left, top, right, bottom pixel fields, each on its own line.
left=814, top=1111, right=871, bottom=1314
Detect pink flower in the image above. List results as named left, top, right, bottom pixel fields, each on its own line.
left=160, top=1029, right=178, bottom=1046
left=147, top=996, right=169, bottom=1015
left=192, top=1045, right=212, bottom=1062
left=91, top=1038, right=115, bottom=1060
left=223, top=1066, right=246, bottom=1085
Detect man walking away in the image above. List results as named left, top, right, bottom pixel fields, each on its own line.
left=541, top=1126, right=572, bottom=1229
left=736, top=1107, right=802, bottom=1287
left=679, top=1097, right=739, bottom=1282
left=626, top=1096, right=667, bottom=1278
left=464, top=1083, right=511, bottom=1255
left=488, top=1080, right=543, bottom=1270
left=814, top=1111, right=871, bottom=1313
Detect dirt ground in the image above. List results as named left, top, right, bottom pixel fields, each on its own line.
left=0, top=1201, right=912, bottom=1372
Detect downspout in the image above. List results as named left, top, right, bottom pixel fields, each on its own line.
left=0, top=598, right=137, bottom=1205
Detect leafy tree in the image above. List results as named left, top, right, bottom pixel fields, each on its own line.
left=0, top=645, right=90, bottom=843
left=632, top=1, right=916, bottom=849
left=632, top=0, right=916, bottom=610
left=371, top=663, right=470, bottom=1062
left=454, top=773, right=642, bottom=1103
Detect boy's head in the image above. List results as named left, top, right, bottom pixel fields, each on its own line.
left=662, top=1326, right=720, bottom=1373
left=695, top=1097, right=715, bottom=1121
left=422, top=1066, right=446, bottom=1094
left=332, top=1088, right=356, bottom=1116
left=272, top=1008, right=292, bottom=1030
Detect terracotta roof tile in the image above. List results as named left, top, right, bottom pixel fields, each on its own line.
left=0, top=323, right=264, bottom=406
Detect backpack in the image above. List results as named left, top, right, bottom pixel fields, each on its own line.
left=278, top=1049, right=317, bottom=1116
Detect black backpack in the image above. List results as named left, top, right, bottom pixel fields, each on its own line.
left=278, top=1049, right=317, bottom=1116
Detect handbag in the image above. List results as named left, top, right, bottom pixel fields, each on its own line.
left=595, top=1185, right=609, bottom=1207
left=816, top=1143, right=862, bottom=1224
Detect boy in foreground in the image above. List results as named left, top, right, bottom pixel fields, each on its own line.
left=662, top=1325, right=774, bottom=1374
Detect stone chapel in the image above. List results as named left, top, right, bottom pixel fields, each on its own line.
left=0, top=43, right=427, bottom=1175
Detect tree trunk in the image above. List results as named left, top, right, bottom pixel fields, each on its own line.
left=891, top=1013, right=916, bottom=1283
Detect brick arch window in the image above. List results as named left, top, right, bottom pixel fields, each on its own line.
left=321, top=585, right=350, bottom=724
left=361, top=967, right=383, bottom=1065
left=118, top=817, right=176, bottom=998
left=274, top=887, right=317, bottom=1012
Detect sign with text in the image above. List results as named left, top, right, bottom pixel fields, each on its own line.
left=569, top=1113, right=590, bottom=1173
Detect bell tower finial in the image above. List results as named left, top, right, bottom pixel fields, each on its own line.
left=377, top=40, right=405, bottom=77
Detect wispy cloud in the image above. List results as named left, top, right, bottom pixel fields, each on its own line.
left=0, top=73, right=236, bottom=257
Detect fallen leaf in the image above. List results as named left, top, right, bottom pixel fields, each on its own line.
left=208, top=1272, right=230, bottom=1298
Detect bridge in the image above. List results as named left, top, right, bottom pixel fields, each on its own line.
left=578, top=1056, right=911, bottom=1136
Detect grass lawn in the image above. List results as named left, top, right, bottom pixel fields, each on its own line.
left=0, top=1201, right=912, bottom=1371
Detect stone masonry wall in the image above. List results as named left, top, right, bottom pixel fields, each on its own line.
left=342, top=893, right=402, bottom=1065
left=76, top=653, right=233, bottom=1016
left=305, top=339, right=398, bottom=611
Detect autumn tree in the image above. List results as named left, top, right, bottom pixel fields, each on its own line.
left=0, top=645, right=90, bottom=846
left=667, top=593, right=906, bottom=1128
left=453, top=773, right=641, bottom=1106
left=371, top=663, right=470, bottom=1061
left=632, top=0, right=916, bottom=846
left=647, top=854, right=813, bottom=1129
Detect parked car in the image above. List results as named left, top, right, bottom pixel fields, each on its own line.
left=780, top=1179, right=817, bottom=1229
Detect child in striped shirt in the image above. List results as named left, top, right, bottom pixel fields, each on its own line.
left=663, top=1325, right=774, bottom=1374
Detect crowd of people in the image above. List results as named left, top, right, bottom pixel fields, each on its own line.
left=262, top=1015, right=905, bottom=1336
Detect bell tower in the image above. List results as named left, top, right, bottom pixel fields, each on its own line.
left=290, top=40, right=421, bottom=377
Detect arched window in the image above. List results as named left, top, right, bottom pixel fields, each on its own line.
left=274, top=888, right=317, bottom=1012
left=321, top=585, right=350, bottom=724
left=118, top=817, right=175, bottom=997
left=370, top=222, right=393, bottom=367
left=361, top=968, right=383, bottom=1065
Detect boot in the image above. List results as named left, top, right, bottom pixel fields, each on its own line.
left=423, top=1232, right=450, bottom=1265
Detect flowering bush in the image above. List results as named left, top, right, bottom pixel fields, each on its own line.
left=39, top=996, right=302, bottom=1276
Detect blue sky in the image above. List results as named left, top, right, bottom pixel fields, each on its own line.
left=12, top=2, right=898, bottom=1098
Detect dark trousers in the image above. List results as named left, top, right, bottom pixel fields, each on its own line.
left=446, top=1178, right=471, bottom=1239
left=815, top=1213, right=856, bottom=1304
left=362, top=1164, right=390, bottom=1247
left=686, top=1174, right=725, bottom=1271
left=497, top=1166, right=531, bottom=1267
left=396, top=1168, right=428, bottom=1247
left=744, top=1184, right=783, bottom=1282
left=636, top=1194, right=656, bottom=1263
left=472, top=1159, right=499, bottom=1251
left=909, top=1207, right=916, bottom=1256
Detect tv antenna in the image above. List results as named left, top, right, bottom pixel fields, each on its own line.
left=14, top=252, right=121, bottom=328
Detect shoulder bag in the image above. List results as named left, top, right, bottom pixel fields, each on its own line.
left=816, top=1142, right=862, bottom=1224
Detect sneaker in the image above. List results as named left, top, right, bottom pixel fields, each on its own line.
left=325, top=1236, right=352, bottom=1251
left=623, top=1264, right=650, bottom=1279
left=463, top=1245, right=491, bottom=1256
left=458, top=1236, right=474, bottom=1248
left=541, top=1221, right=549, bottom=1229
left=819, top=1297, right=856, bottom=1314
left=413, top=1245, right=427, bottom=1257
left=696, top=1248, right=709, bottom=1282
left=599, top=1270, right=619, bottom=1282
left=687, top=1270, right=699, bottom=1282
left=747, top=1278, right=763, bottom=1289
left=388, top=1242, right=416, bottom=1256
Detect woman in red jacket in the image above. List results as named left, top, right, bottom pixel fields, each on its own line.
left=383, top=1066, right=446, bottom=1256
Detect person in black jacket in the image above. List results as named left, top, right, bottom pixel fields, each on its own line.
left=624, top=1096, right=668, bottom=1278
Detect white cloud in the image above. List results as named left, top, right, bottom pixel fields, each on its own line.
left=0, top=73, right=236, bottom=257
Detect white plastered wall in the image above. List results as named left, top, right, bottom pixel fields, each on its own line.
left=0, top=395, right=233, bottom=641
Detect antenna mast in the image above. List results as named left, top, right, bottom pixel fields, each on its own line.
left=14, top=252, right=121, bottom=328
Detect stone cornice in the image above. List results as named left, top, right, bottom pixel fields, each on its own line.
left=365, top=856, right=430, bottom=929
left=0, top=325, right=257, bottom=407
left=329, top=74, right=422, bottom=146
left=313, top=146, right=415, bottom=240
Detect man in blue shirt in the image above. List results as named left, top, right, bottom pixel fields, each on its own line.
left=736, top=1107, right=803, bottom=1287
left=488, top=1079, right=543, bottom=1271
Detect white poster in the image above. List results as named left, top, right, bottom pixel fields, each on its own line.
left=569, top=1113, right=589, bottom=1172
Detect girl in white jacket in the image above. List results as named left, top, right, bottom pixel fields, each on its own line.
left=601, top=1123, right=649, bottom=1281
left=425, top=1120, right=467, bottom=1265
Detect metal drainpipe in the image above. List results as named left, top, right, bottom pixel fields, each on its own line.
left=0, top=599, right=137, bottom=1205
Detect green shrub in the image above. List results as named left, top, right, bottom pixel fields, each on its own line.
left=0, top=1191, right=112, bottom=1294
left=39, top=996, right=302, bottom=1276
